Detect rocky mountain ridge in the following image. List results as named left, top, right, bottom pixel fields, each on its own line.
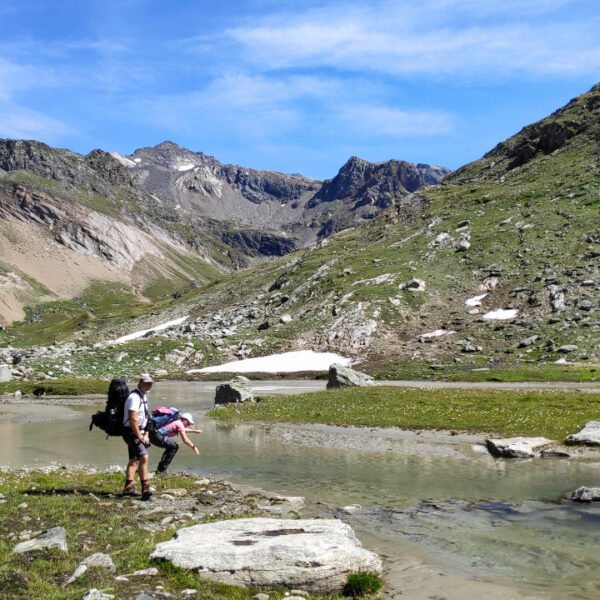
left=125, top=140, right=450, bottom=243
left=5, top=82, right=598, bottom=378
left=0, top=137, right=448, bottom=324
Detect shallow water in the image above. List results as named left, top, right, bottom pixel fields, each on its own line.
left=1, top=380, right=600, bottom=598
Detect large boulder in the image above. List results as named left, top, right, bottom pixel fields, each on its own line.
left=214, top=376, right=254, bottom=405
left=565, top=421, right=600, bottom=446
left=11, top=526, right=67, bottom=554
left=0, top=364, right=11, bottom=382
left=326, top=364, right=374, bottom=389
left=485, top=437, right=554, bottom=458
left=151, top=517, right=382, bottom=594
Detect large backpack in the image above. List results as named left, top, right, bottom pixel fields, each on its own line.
left=89, top=378, right=131, bottom=436
left=151, top=406, right=180, bottom=430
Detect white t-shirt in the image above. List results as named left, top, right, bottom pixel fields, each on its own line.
left=123, top=389, right=149, bottom=430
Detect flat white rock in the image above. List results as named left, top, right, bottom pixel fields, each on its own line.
left=565, top=421, right=600, bottom=446
left=482, top=308, right=519, bottom=320
left=486, top=437, right=554, bottom=458
left=151, top=517, right=382, bottom=593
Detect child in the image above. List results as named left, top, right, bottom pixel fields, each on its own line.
left=150, top=412, right=202, bottom=474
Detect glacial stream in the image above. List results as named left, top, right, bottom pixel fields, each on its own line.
left=1, top=381, right=600, bottom=599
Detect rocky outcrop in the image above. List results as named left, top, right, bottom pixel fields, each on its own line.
left=326, top=363, right=374, bottom=389
left=485, top=437, right=554, bottom=458
left=221, top=230, right=297, bottom=257
left=565, top=421, right=600, bottom=446
left=308, top=156, right=449, bottom=210
left=150, top=517, right=382, bottom=593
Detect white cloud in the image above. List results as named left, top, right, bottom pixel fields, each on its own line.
left=338, top=105, right=455, bottom=137
left=226, top=1, right=600, bottom=78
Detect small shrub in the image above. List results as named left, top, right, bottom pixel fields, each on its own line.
left=343, top=571, right=383, bottom=597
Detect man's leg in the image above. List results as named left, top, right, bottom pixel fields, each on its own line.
left=139, top=454, right=152, bottom=500
left=125, top=458, right=138, bottom=481
left=123, top=458, right=140, bottom=496
left=123, top=429, right=147, bottom=496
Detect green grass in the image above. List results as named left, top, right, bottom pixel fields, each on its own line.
left=209, top=386, right=600, bottom=441
left=343, top=572, right=383, bottom=597
left=375, top=362, right=600, bottom=383
left=0, top=469, right=340, bottom=600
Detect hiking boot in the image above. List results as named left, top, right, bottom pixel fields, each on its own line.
left=122, top=482, right=141, bottom=497
left=141, top=483, right=153, bottom=501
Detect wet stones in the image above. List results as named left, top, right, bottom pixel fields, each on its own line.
left=570, top=486, right=600, bottom=502
left=485, top=437, right=554, bottom=458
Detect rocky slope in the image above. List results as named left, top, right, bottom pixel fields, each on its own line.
left=0, top=137, right=448, bottom=325
left=8, top=82, right=598, bottom=379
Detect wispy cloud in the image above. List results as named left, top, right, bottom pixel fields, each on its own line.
left=0, top=105, right=72, bottom=141
left=338, top=105, right=455, bottom=137
left=226, top=1, right=600, bottom=78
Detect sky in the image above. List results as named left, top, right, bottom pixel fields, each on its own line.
left=1, top=0, right=599, bottom=180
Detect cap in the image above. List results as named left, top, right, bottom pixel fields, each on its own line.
left=181, top=412, right=194, bottom=425
left=139, top=373, right=153, bottom=383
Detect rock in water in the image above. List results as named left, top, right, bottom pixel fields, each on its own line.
left=571, top=486, right=600, bottom=502
left=326, top=363, right=374, bottom=389
left=11, top=526, right=68, bottom=554
left=565, top=421, right=600, bottom=445
left=485, top=437, right=554, bottom=458
left=150, top=517, right=382, bottom=593
left=214, top=379, right=254, bottom=405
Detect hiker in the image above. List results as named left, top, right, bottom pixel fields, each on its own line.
left=122, top=374, right=154, bottom=500
left=150, top=412, right=202, bottom=474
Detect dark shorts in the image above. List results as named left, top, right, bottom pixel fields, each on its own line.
left=122, top=427, right=148, bottom=460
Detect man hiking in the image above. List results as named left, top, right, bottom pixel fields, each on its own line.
left=122, top=374, right=153, bottom=500
left=150, top=412, right=202, bottom=474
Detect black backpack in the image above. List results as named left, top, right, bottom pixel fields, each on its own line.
left=89, top=378, right=130, bottom=437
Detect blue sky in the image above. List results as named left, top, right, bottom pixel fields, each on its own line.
left=1, top=0, right=599, bottom=180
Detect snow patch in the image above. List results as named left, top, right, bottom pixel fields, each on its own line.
left=110, top=152, right=136, bottom=168
left=420, top=329, right=456, bottom=339
left=187, top=350, right=351, bottom=374
left=134, top=157, right=142, bottom=163
left=111, top=316, right=189, bottom=344
left=176, top=163, right=196, bottom=171
left=465, top=293, right=487, bottom=307
left=482, top=309, right=519, bottom=320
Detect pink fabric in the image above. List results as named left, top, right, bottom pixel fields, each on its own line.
left=162, top=420, right=185, bottom=437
